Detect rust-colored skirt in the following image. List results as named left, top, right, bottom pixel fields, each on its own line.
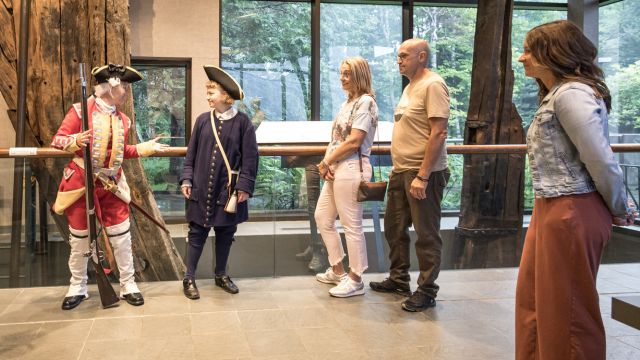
left=516, top=192, right=611, bottom=360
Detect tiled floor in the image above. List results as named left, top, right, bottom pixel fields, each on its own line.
left=0, top=264, right=639, bottom=360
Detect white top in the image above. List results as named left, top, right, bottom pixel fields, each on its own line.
left=325, top=95, right=379, bottom=160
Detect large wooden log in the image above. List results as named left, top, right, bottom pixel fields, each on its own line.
left=454, top=0, right=526, bottom=268
left=0, top=1, right=17, bottom=111
left=0, top=0, right=184, bottom=281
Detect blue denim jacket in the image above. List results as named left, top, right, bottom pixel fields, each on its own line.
left=526, top=81, right=629, bottom=218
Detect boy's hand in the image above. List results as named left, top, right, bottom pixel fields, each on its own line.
left=238, top=190, right=249, bottom=203
left=181, top=186, right=191, bottom=199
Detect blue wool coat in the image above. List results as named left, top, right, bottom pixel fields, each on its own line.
left=180, top=110, right=258, bottom=227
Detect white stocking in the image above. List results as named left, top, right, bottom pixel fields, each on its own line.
left=66, top=227, right=90, bottom=297
left=106, top=219, right=140, bottom=296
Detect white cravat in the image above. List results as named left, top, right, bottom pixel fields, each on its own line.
left=95, top=96, right=116, bottom=115
left=215, top=107, right=238, bottom=121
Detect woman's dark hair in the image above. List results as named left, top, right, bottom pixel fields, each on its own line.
left=525, top=20, right=611, bottom=112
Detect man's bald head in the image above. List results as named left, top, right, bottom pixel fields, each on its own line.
left=399, top=38, right=430, bottom=68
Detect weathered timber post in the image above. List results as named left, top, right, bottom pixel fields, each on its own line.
left=454, top=0, right=526, bottom=268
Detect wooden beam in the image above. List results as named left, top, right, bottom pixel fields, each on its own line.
left=456, top=0, right=525, bottom=268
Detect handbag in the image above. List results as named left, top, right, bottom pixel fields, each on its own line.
left=356, top=149, right=387, bottom=202
left=357, top=179, right=387, bottom=202
left=211, top=111, right=241, bottom=213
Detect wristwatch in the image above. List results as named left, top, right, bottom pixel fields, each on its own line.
left=416, top=175, right=429, bottom=182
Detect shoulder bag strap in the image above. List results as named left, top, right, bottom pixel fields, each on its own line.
left=210, top=110, right=239, bottom=188
left=346, top=98, right=365, bottom=181
left=351, top=95, right=382, bottom=182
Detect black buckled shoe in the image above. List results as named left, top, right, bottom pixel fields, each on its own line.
left=122, top=292, right=145, bottom=306
left=61, top=294, right=88, bottom=310
left=183, top=278, right=200, bottom=300
left=369, top=278, right=411, bottom=297
left=215, top=275, right=239, bottom=294
left=401, top=291, right=436, bottom=312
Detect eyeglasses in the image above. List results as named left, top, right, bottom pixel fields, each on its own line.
left=397, top=52, right=419, bottom=62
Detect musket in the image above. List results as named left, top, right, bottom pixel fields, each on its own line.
left=79, top=63, right=120, bottom=308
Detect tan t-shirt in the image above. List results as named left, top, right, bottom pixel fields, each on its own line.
left=391, top=71, right=450, bottom=171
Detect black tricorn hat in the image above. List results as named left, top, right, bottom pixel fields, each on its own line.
left=203, top=65, right=244, bottom=100
left=91, top=64, right=143, bottom=84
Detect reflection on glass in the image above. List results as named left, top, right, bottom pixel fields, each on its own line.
left=132, top=64, right=187, bottom=217
left=221, top=0, right=311, bottom=122
left=320, top=3, right=402, bottom=122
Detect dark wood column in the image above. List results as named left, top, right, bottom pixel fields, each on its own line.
left=454, top=0, right=526, bottom=268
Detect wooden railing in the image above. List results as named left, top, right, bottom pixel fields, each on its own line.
left=1, top=143, right=640, bottom=158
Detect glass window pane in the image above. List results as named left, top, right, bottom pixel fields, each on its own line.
left=320, top=3, right=402, bottom=122
left=600, top=0, right=640, bottom=212
left=600, top=0, right=640, bottom=142
left=414, top=6, right=476, bottom=141
left=132, top=63, right=188, bottom=218
left=414, top=6, right=476, bottom=210
left=221, top=0, right=311, bottom=122
left=511, top=9, right=566, bottom=128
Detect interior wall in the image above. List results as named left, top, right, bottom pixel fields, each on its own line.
left=129, top=0, right=220, bottom=127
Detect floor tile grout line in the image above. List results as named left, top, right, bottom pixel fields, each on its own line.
left=0, top=318, right=95, bottom=327
left=76, top=318, right=95, bottom=360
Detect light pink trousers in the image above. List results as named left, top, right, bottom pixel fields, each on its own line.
left=314, top=158, right=372, bottom=276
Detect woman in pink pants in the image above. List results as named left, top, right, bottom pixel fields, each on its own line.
left=314, top=56, right=379, bottom=298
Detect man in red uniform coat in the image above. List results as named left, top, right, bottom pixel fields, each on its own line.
left=51, top=64, right=167, bottom=310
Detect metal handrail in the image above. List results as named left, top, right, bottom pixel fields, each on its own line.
left=1, top=143, right=640, bottom=158
left=620, top=163, right=640, bottom=211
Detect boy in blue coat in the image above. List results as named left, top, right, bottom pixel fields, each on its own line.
left=179, top=66, right=258, bottom=299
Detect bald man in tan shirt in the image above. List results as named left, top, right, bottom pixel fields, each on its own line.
left=369, top=38, right=451, bottom=312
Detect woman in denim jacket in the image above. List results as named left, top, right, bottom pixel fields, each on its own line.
left=515, top=20, right=636, bottom=360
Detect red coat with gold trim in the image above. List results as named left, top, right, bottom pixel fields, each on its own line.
left=51, top=97, right=155, bottom=215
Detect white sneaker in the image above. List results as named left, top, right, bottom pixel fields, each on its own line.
left=316, top=268, right=347, bottom=285
left=329, top=277, right=365, bottom=298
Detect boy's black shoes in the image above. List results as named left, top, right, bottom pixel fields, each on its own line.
left=183, top=278, right=200, bottom=300
left=215, top=275, right=239, bottom=294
